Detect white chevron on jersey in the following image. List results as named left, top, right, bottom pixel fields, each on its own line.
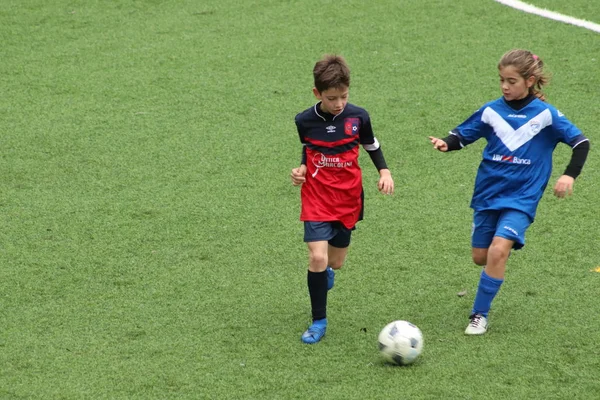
left=482, top=107, right=552, bottom=151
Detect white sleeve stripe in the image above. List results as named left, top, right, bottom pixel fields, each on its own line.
left=572, top=138, right=589, bottom=148
left=449, top=131, right=465, bottom=148
left=362, top=137, right=380, bottom=151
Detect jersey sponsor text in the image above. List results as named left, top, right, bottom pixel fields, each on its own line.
left=492, top=154, right=531, bottom=164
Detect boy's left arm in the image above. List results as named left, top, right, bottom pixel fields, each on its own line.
left=364, top=145, right=393, bottom=195
left=551, top=109, right=590, bottom=198
left=377, top=167, right=394, bottom=195
left=358, top=112, right=394, bottom=194
left=554, top=139, right=590, bottom=198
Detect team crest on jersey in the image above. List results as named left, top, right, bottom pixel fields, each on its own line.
left=529, top=120, right=541, bottom=134
left=344, top=118, right=360, bottom=136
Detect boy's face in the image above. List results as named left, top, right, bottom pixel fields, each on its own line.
left=313, top=86, right=349, bottom=115
left=499, top=65, right=535, bottom=101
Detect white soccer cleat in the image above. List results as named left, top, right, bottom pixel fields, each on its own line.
left=465, top=313, right=488, bottom=335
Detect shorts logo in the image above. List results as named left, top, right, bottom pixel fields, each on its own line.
left=503, top=225, right=518, bottom=236
left=344, top=118, right=360, bottom=136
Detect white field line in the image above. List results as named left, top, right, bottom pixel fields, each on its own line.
left=494, top=0, right=600, bottom=33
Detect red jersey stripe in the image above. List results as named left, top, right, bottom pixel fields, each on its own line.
left=304, top=136, right=358, bottom=148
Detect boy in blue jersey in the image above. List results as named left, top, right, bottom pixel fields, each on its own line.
left=429, top=49, right=590, bottom=335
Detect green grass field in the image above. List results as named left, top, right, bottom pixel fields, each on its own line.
left=1, top=0, right=599, bottom=398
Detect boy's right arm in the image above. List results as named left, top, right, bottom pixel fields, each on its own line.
left=429, top=136, right=449, bottom=152
left=291, top=164, right=307, bottom=186
left=290, top=144, right=307, bottom=185
left=429, top=133, right=463, bottom=152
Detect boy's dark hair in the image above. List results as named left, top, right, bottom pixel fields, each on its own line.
left=313, top=54, right=350, bottom=93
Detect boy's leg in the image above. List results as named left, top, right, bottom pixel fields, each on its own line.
left=301, top=222, right=353, bottom=343
left=467, top=210, right=531, bottom=335
left=471, top=248, right=488, bottom=267
left=303, top=240, right=329, bottom=344
left=467, top=211, right=499, bottom=335
left=327, top=246, right=349, bottom=270
left=325, top=224, right=352, bottom=290
left=466, top=237, right=512, bottom=335
left=471, top=210, right=498, bottom=266
left=307, top=240, right=329, bottom=318
left=324, top=246, right=347, bottom=291
left=484, top=237, right=513, bottom=280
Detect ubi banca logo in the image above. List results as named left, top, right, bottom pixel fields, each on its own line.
left=492, top=154, right=531, bottom=165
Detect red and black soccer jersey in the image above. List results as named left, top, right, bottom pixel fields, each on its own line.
left=295, top=103, right=383, bottom=229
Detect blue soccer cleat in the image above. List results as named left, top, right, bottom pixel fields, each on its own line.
left=326, top=266, right=335, bottom=291
left=301, top=319, right=327, bottom=344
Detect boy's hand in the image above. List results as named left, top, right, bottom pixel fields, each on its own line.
left=378, top=169, right=394, bottom=195
left=429, top=136, right=448, bottom=152
left=554, top=175, right=574, bottom=198
left=291, top=165, right=307, bottom=186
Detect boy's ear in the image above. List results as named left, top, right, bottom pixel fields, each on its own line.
left=312, top=87, right=321, bottom=98
left=526, top=75, right=536, bottom=88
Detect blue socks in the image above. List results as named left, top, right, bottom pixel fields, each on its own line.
left=472, top=270, right=504, bottom=317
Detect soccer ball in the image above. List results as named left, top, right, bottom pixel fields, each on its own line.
left=378, top=320, right=423, bottom=366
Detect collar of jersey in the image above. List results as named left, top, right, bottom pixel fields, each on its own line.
left=503, top=94, right=536, bottom=111
left=313, top=102, right=345, bottom=121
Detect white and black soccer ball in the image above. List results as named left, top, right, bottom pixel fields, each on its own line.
left=378, top=320, right=423, bottom=366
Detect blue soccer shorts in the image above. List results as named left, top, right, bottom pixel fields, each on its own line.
left=471, top=209, right=533, bottom=250
left=303, top=221, right=353, bottom=248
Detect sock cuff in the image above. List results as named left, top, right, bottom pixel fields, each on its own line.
left=481, top=270, right=504, bottom=286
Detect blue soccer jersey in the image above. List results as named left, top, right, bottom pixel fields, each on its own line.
left=451, top=97, right=588, bottom=220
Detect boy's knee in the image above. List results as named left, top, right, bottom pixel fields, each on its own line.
left=472, top=249, right=488, bottom=266
left=472, top=256, right=487, bottom=266
left=309, top=251, right=327, bottom=266
left=488, top=243, right=511, bottom=262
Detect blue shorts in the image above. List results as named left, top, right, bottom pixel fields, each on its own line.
left=471, top=209, right=532, bottom=250
left=304, top=221, right=353, bottom=248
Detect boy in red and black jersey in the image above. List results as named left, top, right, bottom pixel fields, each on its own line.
left=291, top=54, right=394, bottom=344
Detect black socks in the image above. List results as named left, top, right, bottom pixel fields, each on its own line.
left=307, top=270, right=328, bottom=321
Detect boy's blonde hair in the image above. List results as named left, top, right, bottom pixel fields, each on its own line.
left=499, top=49, right=550, bottom=101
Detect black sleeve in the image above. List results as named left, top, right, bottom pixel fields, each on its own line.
left=357, top=111, right=388, bottom=170
left=295, top=116, right=307, bottom=165
left=367, top=147, right=388, bottom=171
left=563, top=140, right=590, bottom=179
left=442, top=131, right=463, bottom=151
